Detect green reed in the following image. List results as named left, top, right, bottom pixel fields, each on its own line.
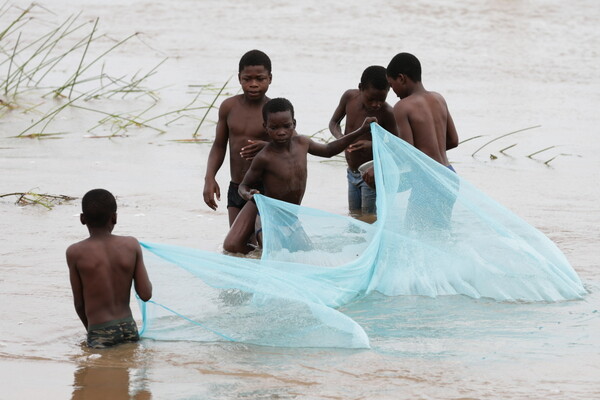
left=0, top=191, right=76, bottom=209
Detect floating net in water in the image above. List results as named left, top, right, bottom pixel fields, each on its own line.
left=139, top=124, right=585, bottom=348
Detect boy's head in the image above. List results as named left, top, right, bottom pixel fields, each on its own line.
left=386, top=53, right=421, bottom=82
left=386, top=53, right=422, bottom=98
left=358, top=65, right=390, bottom=111
left=81, top=189, right=117, bottom=228
left=262, top=98, right=296, bottom=142
left=238, top=50, right=272, bottom=101
left=239, top=50, right=272, bottom=73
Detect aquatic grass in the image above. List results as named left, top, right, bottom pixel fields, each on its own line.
left=458, top=134, right=483, bottom=145
left=1, top=5, right=232, bottom=140
left=67, top=17, right=97, bottom=99
left=16, top=91, right=86, bottom=137
left=471, top=125, right=541, bottom=157
left=526, top=146, right=555, bottom=159
left=499, top=143, right=517, bottom=154
left=51, top=31, right=140, bottom=98
left=71, top=103, right=165, bottom=135
left=0, top=3, right=32, bottom=42
left=0, top=191, right=76, bottom=209
left=192, top=76, right=231, bottom=137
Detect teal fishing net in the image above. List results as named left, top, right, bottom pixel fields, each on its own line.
left=139, top=123, right=585, bottom=348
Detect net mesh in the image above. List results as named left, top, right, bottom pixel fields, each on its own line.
left=139, top=123, right=585, bottom=348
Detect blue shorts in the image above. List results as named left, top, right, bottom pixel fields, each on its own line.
left=347, top=168, right=376, bottom=215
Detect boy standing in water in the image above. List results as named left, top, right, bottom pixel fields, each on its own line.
left=329, top=65, right=398, bottom=219
left=223, top=98, right=376, bottom=254
left=386, top=53, right=458, bottom=170
left=203, top=50, right=272, bottom=226
left=373, top=52, right=460, bottom=229
left=66, top=189, right=152, bottom=348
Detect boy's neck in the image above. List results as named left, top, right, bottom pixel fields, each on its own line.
left=407, top=81, right=426, bottom=96
left=270, top=138, right=293, bottom=152
left=87, top=225, right=114, bottom=238
left=242, top=94, right=267, bottom=106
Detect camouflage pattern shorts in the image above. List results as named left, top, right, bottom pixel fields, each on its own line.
left=87, top=316, right=139, bottom=349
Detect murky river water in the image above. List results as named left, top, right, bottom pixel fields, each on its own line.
left=1, top=0, right=599, bottom=398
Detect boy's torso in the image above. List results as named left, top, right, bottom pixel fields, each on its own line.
left=260, top=136, right=309, bottom=205
left=72, top=236, right=137, bottom=326
left=343, top=92, right=389, bottom=170
left=399, top=91, right=450, bottom=165
left=226, top=96, right=270, bottom=182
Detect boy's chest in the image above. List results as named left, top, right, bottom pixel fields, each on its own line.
left=345, top=101, right=378, bottom=133
left=266, top=148, right=307, bottom=179
left=227, top=108, right=266, bottom=139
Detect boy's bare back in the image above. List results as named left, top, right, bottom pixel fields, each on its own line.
left=67, top=234, right=150, bottom=328
left=393, top=90, right=458, bottom=166
left=386, top=53, right=458, bottom=167
left=67, top=189, right=151, bottom=335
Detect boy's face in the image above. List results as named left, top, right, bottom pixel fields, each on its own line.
left=264, top=110, right=296, bottom=144
left=387, top=75, right=407, bottom=99
left=359, top=85, right=389, bottom=112
left=238, top=65, right=272, bottom=101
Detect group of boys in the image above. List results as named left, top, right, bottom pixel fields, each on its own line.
left=67, top=50, right=458, bottom=349
left=205, top=50, right=458, bottom=254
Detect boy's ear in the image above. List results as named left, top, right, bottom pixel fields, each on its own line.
left=112, top=212, right=117, bottom=225
left=269, top=73, right=272, bottom=84
left=358, top=82, right=363, bottom=91
left=80, top=213, right=86, bottom=225
left=293, top=118, right=297, bottom=127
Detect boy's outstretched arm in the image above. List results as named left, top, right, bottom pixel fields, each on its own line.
left=311, top=117, right=377, bottom=157
left=66, top=247, right=87, bottom=329
left=328, top=91, right=351, bottom=139
left=133, top=239, right=152, bottom=302
left=203, top=102, right=231, bottom=210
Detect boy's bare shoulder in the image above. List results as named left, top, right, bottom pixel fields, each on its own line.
left=342, top=89, right=360, bottom=102
left=219, top=94, right=244, bottom=112
left=66, top=238, right=90, bottom=257
left=113, top=234, right=141, bottom=248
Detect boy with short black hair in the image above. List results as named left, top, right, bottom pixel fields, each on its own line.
left=380, top=53, right=460, bottom=229
left=385, top=53, right=459, bottom=169
left=203, top=49, right=272, bottom=226
left=223, top=97, right=376, bottom=254
left=66, top=189, right=152, bottom=348
left=329, top=65, right=398, bottom=219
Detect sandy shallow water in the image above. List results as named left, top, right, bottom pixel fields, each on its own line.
left=1, top=0, right=599, bottom=399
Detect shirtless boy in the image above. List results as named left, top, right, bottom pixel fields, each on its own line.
left=329, top=65, right=398, bottom=218
left=203, top=49, right=272, bottom=226
left=386, top=53, right=458, bottom=168
left=223, top=97, right=376, bottom=254
left=66, top=189, right=152, bottom=348
left=376, top=52, right=460, bottom=228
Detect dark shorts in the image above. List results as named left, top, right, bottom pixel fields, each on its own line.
left=227, top=181, right=263, bottom=209
left=87, top=315, right=139, bottom=349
